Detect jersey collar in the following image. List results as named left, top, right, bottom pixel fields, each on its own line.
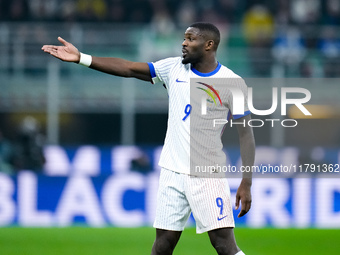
left=191, top=62, right=221, bottom=77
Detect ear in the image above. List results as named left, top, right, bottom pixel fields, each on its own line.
left=205, top=40, right=214, bottom=51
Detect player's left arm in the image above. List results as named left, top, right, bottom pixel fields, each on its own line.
left=234, top=114, right=255, bottom=218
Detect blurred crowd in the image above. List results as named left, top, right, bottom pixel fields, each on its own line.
left=0, top=0, right=339, bottom=77
left=0, top=0, right=338, bottom=26
left=241, top=0, right=340, bottom=77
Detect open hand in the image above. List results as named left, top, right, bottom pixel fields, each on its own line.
left=42, top=37, right=80, bottom=63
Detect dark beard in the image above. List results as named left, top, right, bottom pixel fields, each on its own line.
left=182, top=56, right=198, bottom=65
left=182, top=57, right=190, bottom=64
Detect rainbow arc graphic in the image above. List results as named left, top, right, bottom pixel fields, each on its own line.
left=196, top=82, right=222, bottom=106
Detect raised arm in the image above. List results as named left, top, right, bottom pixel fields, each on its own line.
left=234, top=114, right=255, bottom=218
left=41, top=37, right=152, bottom=82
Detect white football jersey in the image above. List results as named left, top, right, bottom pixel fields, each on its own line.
left=148, top=57, right=250, bottom=175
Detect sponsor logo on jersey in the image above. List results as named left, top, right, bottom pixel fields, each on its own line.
left=176, top=78, right=187, bottom=83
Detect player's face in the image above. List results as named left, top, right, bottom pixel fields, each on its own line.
left=182, top=27, right=206, bottom=64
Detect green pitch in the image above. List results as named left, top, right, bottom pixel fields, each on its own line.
left=0, top=227, right=339, bottom=255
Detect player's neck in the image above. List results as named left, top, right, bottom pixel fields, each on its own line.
left=192, top=58, right=218, bottom=74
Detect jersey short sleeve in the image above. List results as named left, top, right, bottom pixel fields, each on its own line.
left=224, top=77, right=251, bottom=120
left=148, top=57, right=181, bottom=85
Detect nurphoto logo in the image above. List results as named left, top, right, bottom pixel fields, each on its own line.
left=193, top=78, right=312, bottom=128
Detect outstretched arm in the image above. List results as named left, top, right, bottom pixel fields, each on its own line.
left=234, top=114, right=255, bottom=218
left=41, top=37, right=152, bottom=82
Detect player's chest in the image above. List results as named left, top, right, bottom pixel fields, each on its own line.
left=168, top=68, right=199, bottom=96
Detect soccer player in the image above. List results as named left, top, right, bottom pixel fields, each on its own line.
left=42, top=22, right=255, bottom=255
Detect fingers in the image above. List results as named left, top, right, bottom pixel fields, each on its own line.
left=41, top=45, right=58, bottom=55
left=238, top=210, right=246, bottom=218
left=41, top=45, right=60, bottom=59
left=42, top=49, right=58, bottom=58
left=237, top=199, right=251, bottom=218
left=41, top=45, right=56, bottom=52
left=41, top=36, right=67, bottom=52
left=238, top=205, right=247, bottom=218
left=235, top=194, right=240, bottom=210
left=58, top=36, right=68, bottom=46
left=48, top=51, right=60, bottom=58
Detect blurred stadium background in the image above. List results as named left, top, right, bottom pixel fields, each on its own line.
left=0, top=0, right=340, bottom=254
